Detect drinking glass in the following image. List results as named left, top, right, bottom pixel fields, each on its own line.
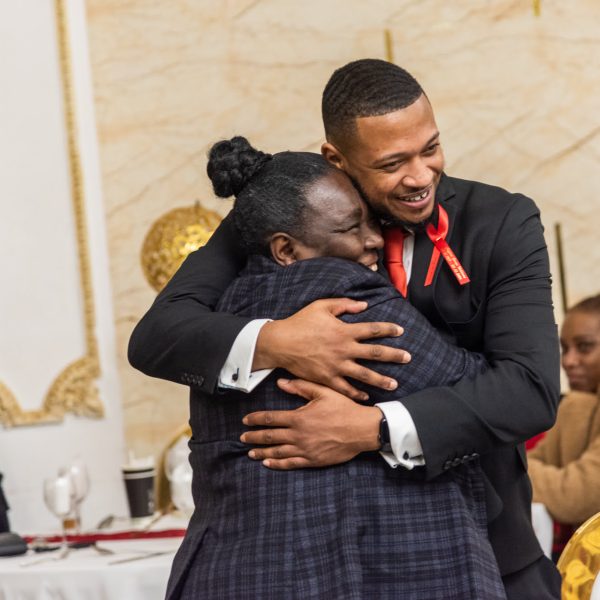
left=66, top=457, right=89, bottom=532
left=43, top=471, right=75, bottom=552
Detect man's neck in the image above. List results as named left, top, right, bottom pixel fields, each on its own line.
left=380, top=201, right=439, bottom=234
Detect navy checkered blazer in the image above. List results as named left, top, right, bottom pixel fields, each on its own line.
left=166, top=256, right=505, bottom=600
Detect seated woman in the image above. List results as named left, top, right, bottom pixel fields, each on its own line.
left=168, top=137, right=505, bottom=600
left=528, top=295, right=600, bottom=538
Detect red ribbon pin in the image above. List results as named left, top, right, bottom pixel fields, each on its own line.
left=424, top=205, right=470, bottom=287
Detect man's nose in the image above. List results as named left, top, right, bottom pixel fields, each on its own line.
left=402, top=157, right=431, bottom=188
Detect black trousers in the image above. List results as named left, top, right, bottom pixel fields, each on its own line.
left=503, top=555, right=561, bottom=600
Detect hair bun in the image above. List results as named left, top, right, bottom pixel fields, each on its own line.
left=207, top=136, right=273, bottom=198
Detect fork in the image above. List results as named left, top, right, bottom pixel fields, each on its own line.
left=20, top=545, right=70, bottom=568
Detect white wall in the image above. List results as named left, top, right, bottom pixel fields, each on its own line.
left=0, top=0, right=127, bottom=532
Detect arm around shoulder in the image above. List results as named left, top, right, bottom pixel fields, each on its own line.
left=401, top=195, right=561, bottom=479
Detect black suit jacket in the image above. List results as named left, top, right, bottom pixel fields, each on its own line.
left=129, top=173, right=560, bottom=576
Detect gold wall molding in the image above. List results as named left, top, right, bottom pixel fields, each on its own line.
left=0, top=0, right=103, bottom=427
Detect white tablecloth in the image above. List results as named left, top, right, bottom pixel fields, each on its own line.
left=0, top=517, right=186, bottom=600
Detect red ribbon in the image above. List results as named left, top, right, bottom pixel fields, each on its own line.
left=23, top=528, right=186, bottom=544
left=424, top=205, right=470, bottom=287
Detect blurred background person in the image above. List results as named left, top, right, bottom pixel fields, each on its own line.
left=528, top=294, right=600, bottom=557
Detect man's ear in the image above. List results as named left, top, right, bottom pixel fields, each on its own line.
left=321, top=142, right=346, bottom=170
left=269, top=233, right=299, bottom=266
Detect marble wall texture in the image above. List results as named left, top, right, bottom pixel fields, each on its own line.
left=85, top=0, right=600, bottom=458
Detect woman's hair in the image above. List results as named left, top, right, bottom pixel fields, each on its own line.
left=569, top=294, right=600, bottom=316
left=207, top=136, right=338, bottom=255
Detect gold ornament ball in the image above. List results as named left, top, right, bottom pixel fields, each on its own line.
left=141, top=204, right=222, bottom=292
left=558, top=512, right=600, bottom=600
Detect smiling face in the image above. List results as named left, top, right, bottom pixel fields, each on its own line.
left=322, top=94, right=444, bottom=226
left=560, top=310, right=600, bottom=393
left=270, top=169, right=383, bottom=270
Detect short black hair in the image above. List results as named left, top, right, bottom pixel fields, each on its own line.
left=322, top=58, right=423, bottom=145
left=207, top=136, right=337, bottom=255
left=569, top=294, right=600, bottom=316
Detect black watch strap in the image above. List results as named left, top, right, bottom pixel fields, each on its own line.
left=378, top=415, right=392, bottom=452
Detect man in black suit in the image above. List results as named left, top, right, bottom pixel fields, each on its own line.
left=129, top=59, right=561, bottom=598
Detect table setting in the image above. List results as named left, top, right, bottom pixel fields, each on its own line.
left=0, top=450, right=194, bottom=600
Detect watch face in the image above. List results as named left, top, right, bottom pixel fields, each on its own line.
left=379, top=416, right=391, bottom=448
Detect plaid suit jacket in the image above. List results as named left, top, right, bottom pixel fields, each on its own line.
left=166, top=257, right=505, bottom=600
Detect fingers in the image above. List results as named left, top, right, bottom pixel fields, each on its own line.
left=328, top=376, right=369, bottom=402
left=340, top=363, right=399, bottom=392
left=247, top=445, right=313, bottom=470
left=349, top=321, right=405, bottom=341
left=275, top=378, right=330, bottom=401
left=248, top=444, right=298, bottom=461
left=242, top=409, right=296, bottom=428
left=318, top=297, right=368, bottom=317
left=276, top=376, right=373, bottom=403
left=263, top=457, right=313, bottom=470
left=352, top=341, right=411, bottom=365
left=241, top=427, right=294, bottom=446
left=241, top=428, right=314, bottom=469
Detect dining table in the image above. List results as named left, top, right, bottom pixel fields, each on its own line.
left=0, top=513, right=188, bottom=600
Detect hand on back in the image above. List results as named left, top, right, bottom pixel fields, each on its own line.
left=253, top=297, right=410, bottom=401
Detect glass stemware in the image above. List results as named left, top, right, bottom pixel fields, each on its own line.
left=66, top=457, right=89, bottom=532
left=43, top=471, right=75, bottom=554
left=165, top=436, right=194, bottom=518
left=169, top=462, right=194, bottom=518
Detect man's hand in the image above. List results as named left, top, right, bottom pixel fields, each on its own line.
left=252, top=298, right=410, bottom=401
left=240, top=378, right=383, bottom=470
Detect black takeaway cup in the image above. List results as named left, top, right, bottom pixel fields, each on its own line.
left=122, top=459, right=156, bottom=520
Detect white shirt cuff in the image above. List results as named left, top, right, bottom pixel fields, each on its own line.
left=218, top=319, right=273, bottom=393
left=376, top=400, right=425, bottom=470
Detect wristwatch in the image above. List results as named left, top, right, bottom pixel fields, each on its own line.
left=378, top=415, right=392, bottom=452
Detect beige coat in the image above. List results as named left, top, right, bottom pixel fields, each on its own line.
left=528, top=390, right=600, bottom=525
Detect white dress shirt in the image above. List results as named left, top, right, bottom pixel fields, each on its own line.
left=218, top=233, right=425, bottom=469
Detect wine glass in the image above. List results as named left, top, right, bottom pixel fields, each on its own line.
left=43, top=471, right=75, bottom=555
left=165, top=439, right=189, bottom=483
left=165, top=437, right=194, bottom=518
left=66, top=457, right=89, bottom=532
left=169, top=462, right=194, bottom=519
